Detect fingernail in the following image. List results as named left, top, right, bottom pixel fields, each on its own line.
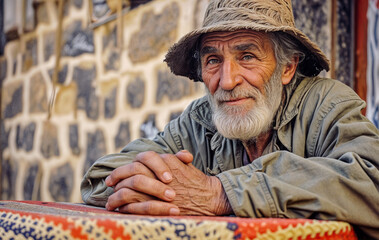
left=163, top=172, right=172, bottom=182
left=105, top=176, right=110, bottom=184
left=169, top=208, right=180, bottom=215
left=165, top=189, right=175, bottom=199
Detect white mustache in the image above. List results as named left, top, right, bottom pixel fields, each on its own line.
left=212, top=87, right=261, bottom=103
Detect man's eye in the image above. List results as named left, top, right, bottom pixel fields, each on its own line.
left=207, top=58, right=220, bottom=65
left=242, top=54, right=254, bottom=61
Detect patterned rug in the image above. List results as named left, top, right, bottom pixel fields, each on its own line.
left=0, top=200, right=357, bottom=239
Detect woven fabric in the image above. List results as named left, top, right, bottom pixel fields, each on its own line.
left=0, top=201, right=357, bottom=239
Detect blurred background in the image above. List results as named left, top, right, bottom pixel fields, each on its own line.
left=0, top=0, right=378, bottom=203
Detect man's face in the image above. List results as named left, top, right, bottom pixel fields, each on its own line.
left=200, top=30, right=285, bottom=141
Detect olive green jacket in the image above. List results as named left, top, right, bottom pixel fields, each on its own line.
left=81, top=77, right=379, bottom=238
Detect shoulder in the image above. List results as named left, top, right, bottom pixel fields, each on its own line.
left=305, top=77, right=362, bottom=102
left=296, top=77, right=365, bottom=111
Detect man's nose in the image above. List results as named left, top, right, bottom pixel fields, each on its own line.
left=219, top=59, right=242, bottom=90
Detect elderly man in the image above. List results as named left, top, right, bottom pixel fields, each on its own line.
left=81, top=0, right=379, bottom=238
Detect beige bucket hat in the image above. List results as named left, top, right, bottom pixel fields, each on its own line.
left=165, top=0, right=330, bottom=82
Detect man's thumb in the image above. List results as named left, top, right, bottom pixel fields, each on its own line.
left=175, top=150, right=193, bottom=164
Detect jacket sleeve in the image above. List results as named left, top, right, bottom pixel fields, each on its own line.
left=217, top=80, right=379, bottom=238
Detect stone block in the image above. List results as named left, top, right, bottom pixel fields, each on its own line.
left=43, top=31, right=56, bottom=62
left=30, top=72, right=48, bottom=114
left=63, top=21, right=94, bottom=57
left=22, top=37, right=38, bottom=72
left=91, top=0, right=111, bottom=21
left=48, top=64, right=68, bottom=84
left=54, top=82, right=77, bottom=115
left=69, top=124, right=80, bottom=155
left=40, top=121, right=60, bottom=159
left=0, top=57, right=7, bottom=84
left=104, top=86, right=117, bottom=119
left=23, top=122, right=36, bottom=152
left=72, top=62, right=99, bottom=119
left=24, top=0, right=36, bottom=32
left=72, top=0, right=83, bottom=9
left=156, top=69, right=191, bottom=103
left=101, top=78, right=118, bottom=119
left=1, top=157, right=18, bottom=200
left=34, top=1, right=49, bottom=25
left=23, top=162, right=41, bottom=200
left=73, top=62, right=96, bottom=110
left=86, top=88, right=100, bottom=120
left=83, top=129, right=107, bottom=174
left=2, top=82, right=23, bottom=119
left=16, top=123, right=35, bottom=151
left=115, top=121, right=131, bottom=149
left=336, top=0, right=353, bottom=86
left=292, top=0, right=330, bottom=61
left=102, top=26, right=117, bottom=50
left=16, top=125, right=23, bottom=149
left=126, top=76, right=145, bottom=108
left=1, top=121, right=10, bottom=150
left=57, top=0, right=70, bottom=17
left=128, top=2, right=179, bottom=63
left=49, top=163, right=74, bottom=202
left=102, top=26, right=119, bottom=72
left=140, top=114, right=159, bottom=139
left=104, top=50, right=120, bottom=72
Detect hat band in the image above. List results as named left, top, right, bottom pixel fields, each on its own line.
left=203, top=7, right=295, bottom=29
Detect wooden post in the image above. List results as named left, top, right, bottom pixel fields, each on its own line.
left=354, top=0, right=368, bottom=115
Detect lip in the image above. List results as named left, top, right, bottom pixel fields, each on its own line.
left=222, top=98, right=250, bottom=105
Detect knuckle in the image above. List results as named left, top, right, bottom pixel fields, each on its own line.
left=143, top=202, right=154, bottom=214
left=131, top=162, right=144, bottom=174
left=137, top=151, right=158, bottom=163
left=118, top=188, right=130, bottom=200
left=130, top=175, right=142, bottom=188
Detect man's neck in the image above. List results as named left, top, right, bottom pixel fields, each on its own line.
left=242, top=130, right=273, bottom=162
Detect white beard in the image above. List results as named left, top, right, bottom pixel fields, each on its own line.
left=207, top=67, right=283, bottom=142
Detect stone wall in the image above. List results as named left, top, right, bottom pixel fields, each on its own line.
left=0, top=0, right=353, bottom=203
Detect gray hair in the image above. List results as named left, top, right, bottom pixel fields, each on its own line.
left=268, top=31, right=306, bottom=87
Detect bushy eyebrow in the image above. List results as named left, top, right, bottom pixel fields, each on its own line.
left=200, top=43, right=261, bottom=57
left=200, top=46, right=217, bottom=57
left=234, top=43, right=259, bottom=52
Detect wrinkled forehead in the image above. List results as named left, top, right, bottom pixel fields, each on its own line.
left=200, top=30, right=272, bottom=50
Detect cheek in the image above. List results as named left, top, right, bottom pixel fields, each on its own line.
left=202, top=72, right=219, bottom=95
left=245, top=67, right=274, bottom=90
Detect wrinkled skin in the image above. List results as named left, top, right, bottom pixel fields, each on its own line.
left=105, top=150, right=231, bottom=215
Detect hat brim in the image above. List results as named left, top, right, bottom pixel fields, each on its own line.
left=165, top=22, right=330, bottom=82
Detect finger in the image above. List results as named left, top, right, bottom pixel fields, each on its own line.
left=113, top=175, right=176, bottom=201
left=175, top=150, right=194, bottom=164
left=105, top=162, right=155, bottom=187
left=118, top=200, right=180, bottom=216
left=106, top=188, right=155, bottom=211
left=135, top=151, right=173, bottom=183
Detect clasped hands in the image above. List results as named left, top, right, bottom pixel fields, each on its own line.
left=105, top=150, right=232, bottom=216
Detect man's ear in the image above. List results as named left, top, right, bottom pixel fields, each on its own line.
left=281, top=56, right=299, bottom=85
